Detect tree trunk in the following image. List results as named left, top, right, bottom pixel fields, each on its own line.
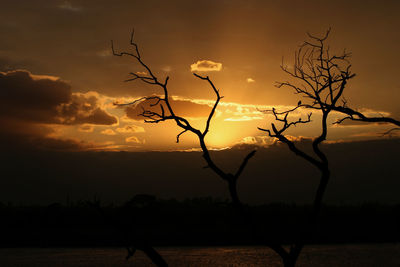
left=283, top=256, right=296, bottom=267
left=141, top=245, right=168, bottom=267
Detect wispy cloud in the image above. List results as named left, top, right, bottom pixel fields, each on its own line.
left=78, top=124, right=94, bottom=133
left=96, top=49, right=112, bottom=57
left=124, top=96, right=212, bottom=120
left=224, top=116, right=264, bottom=121
left=162, top=66, right=172, bottom=72
left=58, top=1, right=82, bottom=12
left=116, top=125, right=145, bottom=134
left=247, top=78, right=255, bottom=83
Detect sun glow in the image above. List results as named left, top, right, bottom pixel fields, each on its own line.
left=205, top=125, right=240, bottom=148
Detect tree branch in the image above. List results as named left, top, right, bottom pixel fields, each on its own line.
left=113, top=31, right=263, bottom=255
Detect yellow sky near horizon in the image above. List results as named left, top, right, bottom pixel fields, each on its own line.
left=4, top=69, right=392, bottom=152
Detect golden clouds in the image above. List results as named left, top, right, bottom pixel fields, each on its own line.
left=241, top=136, right=259, bottom=145
left=1, top=69, right=395, bottom=151
left=101, top=129, right=117, bottom=135
left=246, top=78, right=255, bottom=83
left=231, top=135, right=271, bottom=149
left=224, top=115, right=263, bottom=122
left=116, top=125, right=145, bottom=133
left=135, top=71, right=148, bottom=76
left=125, top=97, right=211, bottom=120
left=190, top=60, right=222, bottom=72
left=58, top=92, right=117, bottom=125
left=125, top=136, right=141, bottom=143
left=124, top=96, right=273, bottom=123
left=220, top=102, right=264, bottom=122
left=78, top=125, right=94, bottom=132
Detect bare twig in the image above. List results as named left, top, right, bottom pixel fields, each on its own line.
left=382, top=128, right=400, bottom=136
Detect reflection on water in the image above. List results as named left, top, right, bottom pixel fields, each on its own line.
left=0, top=244, right=399, bottom=266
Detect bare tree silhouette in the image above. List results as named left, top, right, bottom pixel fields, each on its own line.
left=258, top=28, right=357, bottom=266
left=111, top=29, right=257, bottom=266
left=258, top=28, right=400, bottom=267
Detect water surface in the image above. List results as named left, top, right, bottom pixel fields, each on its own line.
left=1, top=244, right=399, bottom=266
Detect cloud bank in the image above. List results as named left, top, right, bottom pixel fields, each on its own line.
left=0, top=70, right=117, bottom=150
left=125, top=97, right=212, bottom=120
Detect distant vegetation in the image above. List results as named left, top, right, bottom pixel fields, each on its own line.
left=1, top=196, right=398, bottom=247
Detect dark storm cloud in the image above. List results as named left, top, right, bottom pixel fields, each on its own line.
left=0, top=70, right=71, bottom=123
left=58, top=93, right=117, bottom=125
left=0, top=119, right=88, bottom=152
left=0, top=70, right=117, bottom=125
left=125, top=97, right=212, bottom=120
left=0, top=69, right=116, bottom=150
left=0, top=132, right=86, bottom=151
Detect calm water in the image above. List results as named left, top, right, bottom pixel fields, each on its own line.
left=0, top=244, right=399, bottom=266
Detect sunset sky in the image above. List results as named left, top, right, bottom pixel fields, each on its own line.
left=1, top=0, right=399, bottom=152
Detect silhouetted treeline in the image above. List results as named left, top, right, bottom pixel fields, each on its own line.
left=0, top=196, right=398, bottom=247
left=2, top=139, right=400, bottom=206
